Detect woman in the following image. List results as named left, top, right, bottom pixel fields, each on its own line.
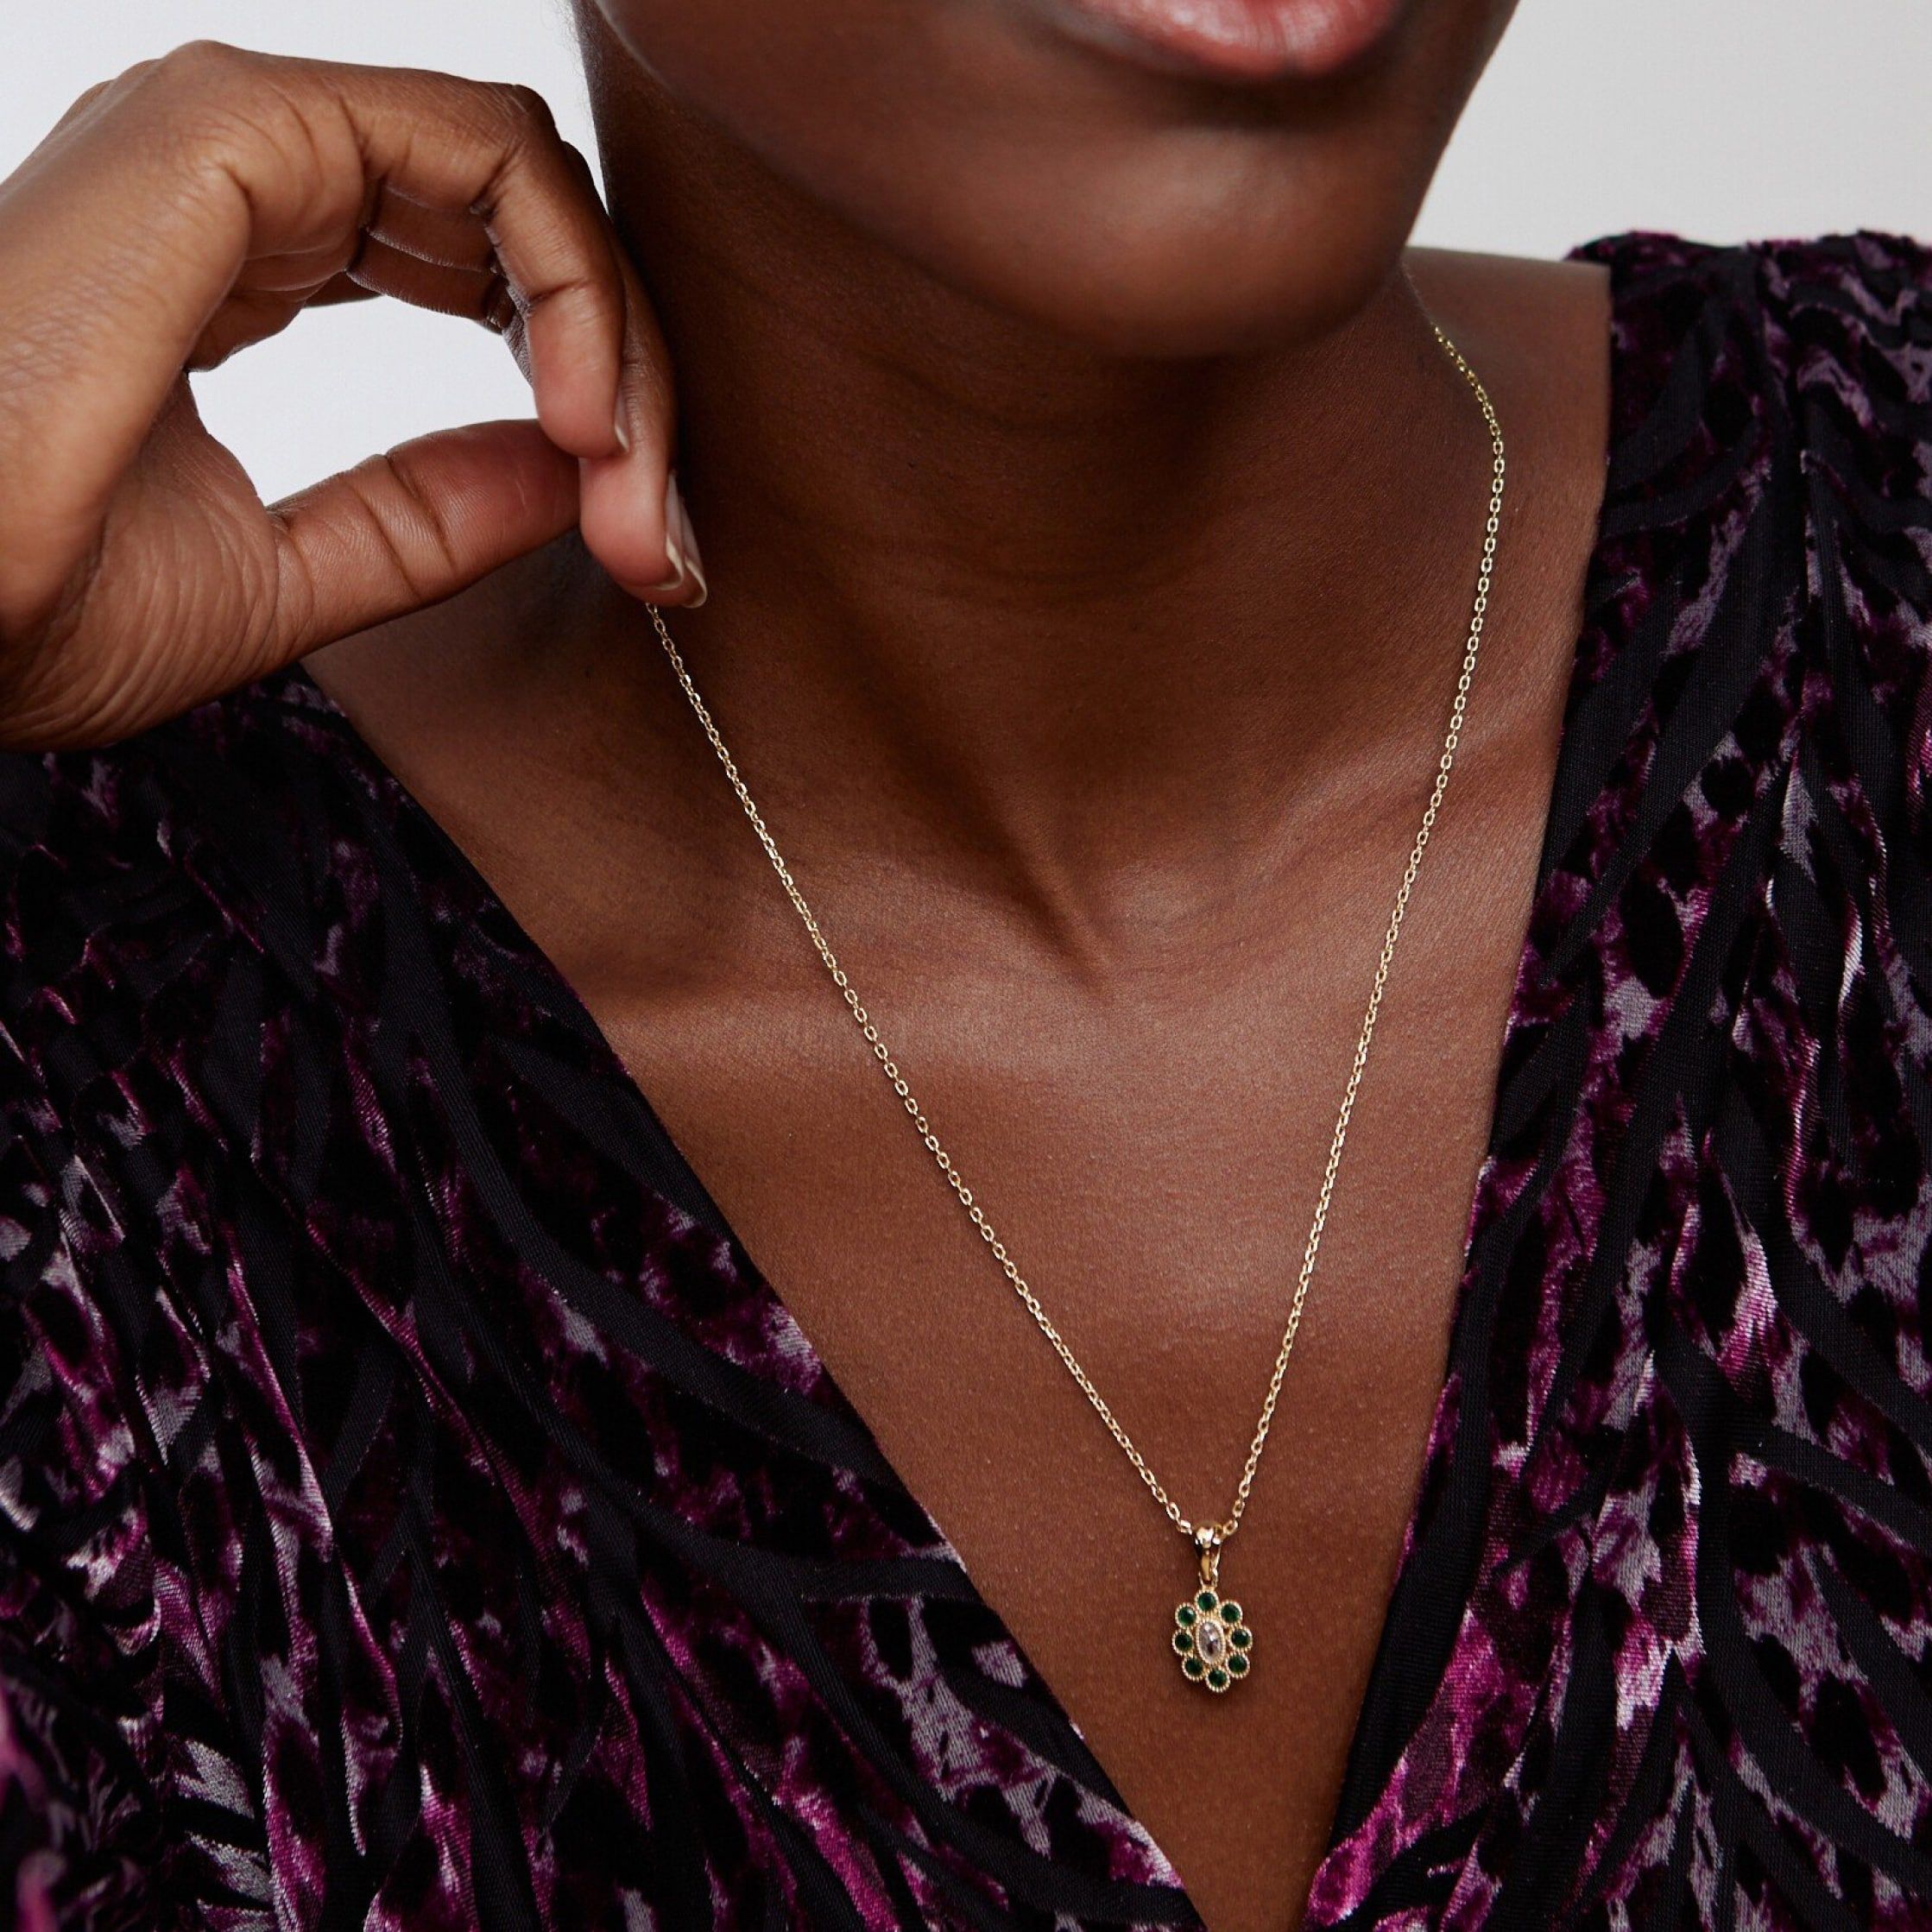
left=0, top=1, right=1924, bottom=1925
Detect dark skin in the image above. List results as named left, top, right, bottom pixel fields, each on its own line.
left=0, top=3, right=1610, bottom=1923
left=312, top=15, right=1611, bottom=1929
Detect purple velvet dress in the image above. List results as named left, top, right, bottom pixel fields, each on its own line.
left=3, top=229, right=1931, bottom=1930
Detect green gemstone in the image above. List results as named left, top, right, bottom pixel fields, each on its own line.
left=1176, top=1604, right=1196, bottom=1627
left=1228, top=1652, right=1250, bottom=1676
left=1172, top=1628, right=1194, bottom=1655
left=1229, top=1626, right=1252, bottom=1650
left=1196, top=1590, right=1218, bottom=1614
left=1220, top=1601, right=1242, bottom=1625
left=1183, top=1654, right=1205, bottom=1680
left=1207, top=1668, right=1229, bottom=1690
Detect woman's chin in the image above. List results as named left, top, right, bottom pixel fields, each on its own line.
left=879, top=173, right=1418, bottom=362
left=588, top=0, right=1502, bottom=360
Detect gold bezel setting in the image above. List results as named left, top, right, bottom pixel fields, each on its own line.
left=1172, top=1588, right=1252, bottom=1694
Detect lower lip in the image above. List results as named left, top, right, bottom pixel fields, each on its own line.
left=1046, top=0, right=1408, bottom=80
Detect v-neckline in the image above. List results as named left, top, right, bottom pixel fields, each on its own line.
left=279, top=237, right=1633, bottom=1929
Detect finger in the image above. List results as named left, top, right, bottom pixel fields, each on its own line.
left=309, top=76, right=645, bottom=464
left=367, top=185, right=496, bottom=275
left=189, top=250, right=500, bottom=374
left=0, top=48, right=655, bottom=581
left=309, top=274, right=382, bottom=309
left=344, top=234, right=506, bottom=328
left=578, top=239, right=691, bottom=601
left=266, top=419, right=579, bottom=656
left=352, top=110, right=688, bottom=594
left=260, top=69, right=641, bottom=463
left=481, top=128, right=639, bottom=464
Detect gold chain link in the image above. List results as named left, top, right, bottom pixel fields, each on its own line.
left=647, top=321, right=1505, bottom=1557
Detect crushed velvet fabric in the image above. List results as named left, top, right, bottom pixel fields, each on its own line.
left=1, top=229, right=1930, bottom=1929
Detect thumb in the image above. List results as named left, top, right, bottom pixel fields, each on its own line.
left=268, top=419, right=580, bottom=655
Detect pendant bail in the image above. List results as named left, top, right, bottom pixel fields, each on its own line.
left=1194, top=1521, right=1223, bottom=1591
left=1173, top=1540, right=1253, bottom=1692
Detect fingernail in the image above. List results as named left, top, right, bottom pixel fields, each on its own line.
left=666, top=471, right=708, bottom=608
left=630, top=484, right=688, bottom=600
left=612, top=407, right=631, bottom=455
left=633, top=558, right=689, bottom=603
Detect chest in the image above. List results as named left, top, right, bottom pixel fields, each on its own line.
left=564, top=743, right=1556, bottom=1932
left=297, top=533, right=1590, bottom=1929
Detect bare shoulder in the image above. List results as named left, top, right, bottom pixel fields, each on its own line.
left=1402, top=244, right=1613, bottom=572
left=1404, top=243, right=1610, bottom=330
left=1404, top=244, right=1611, bottom=411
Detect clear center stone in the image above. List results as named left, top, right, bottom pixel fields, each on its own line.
left=1195, top=1617, right=1227, bottom=1665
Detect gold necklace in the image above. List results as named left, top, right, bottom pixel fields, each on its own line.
left=647, top=321, right=1505, bottom=1695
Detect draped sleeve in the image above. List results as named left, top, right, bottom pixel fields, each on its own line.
left=0, top=1012, right=170, bottom=1927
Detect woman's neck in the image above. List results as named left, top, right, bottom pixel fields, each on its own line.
left=565, top=49, right=1512, bottom=912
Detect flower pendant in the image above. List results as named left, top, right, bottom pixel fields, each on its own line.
left=1172, top=1586, right=1252, bottom=1693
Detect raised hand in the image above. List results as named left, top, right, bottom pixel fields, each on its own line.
left=0, top=41, right=700, bottom=750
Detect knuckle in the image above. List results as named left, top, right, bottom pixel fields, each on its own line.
left=151, top=39, right=260, bottom=92
left=61, top=77, right=114, bottom=120
left=363, top=446, right=464, bottom=596
left=124, top=42, right=280, bottom=161
left=112, top=45, right=361, bottom=226
left=142, top=44, right=338, bottom=166
left=486, top=81, right=558, bottom=143
left=50, top=43, right=286, bottom=151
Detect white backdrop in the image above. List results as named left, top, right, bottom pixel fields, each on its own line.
left=4, top=1, right=1929, bottom=503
